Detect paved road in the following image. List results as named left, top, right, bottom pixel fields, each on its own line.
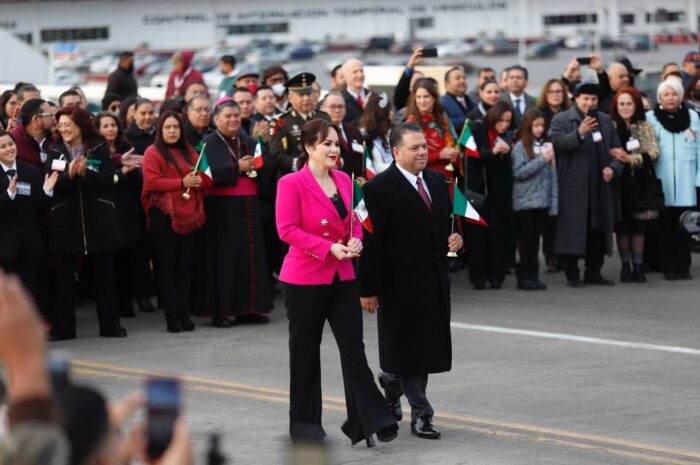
left=53, top=258, right=700, bottom=465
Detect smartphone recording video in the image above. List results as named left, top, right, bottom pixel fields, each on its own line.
left=146, top=377, right=180, bottom=459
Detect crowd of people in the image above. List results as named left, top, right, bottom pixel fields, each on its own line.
left=1, top=44, right=700, bottom=459
left=1, top=48, right=699, bottom=341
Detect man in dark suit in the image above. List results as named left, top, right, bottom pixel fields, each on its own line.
left=320, top=90, right=366, bottom=179
left=341, top=58, right=373, bottom=126
left=440, top=66, right=476, bottom=134
left=358, top=122, right=463, bottom=440
left=499, top=65, right=536, bottom=126
left=0, top=130, right=52, bottom=298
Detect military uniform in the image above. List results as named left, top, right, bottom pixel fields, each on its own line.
left=269, top=108, right=330, bottom=178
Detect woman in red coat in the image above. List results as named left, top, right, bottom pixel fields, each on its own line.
left=142, top=110, right=205, bottom=333
left=405, top=78, right=460, bottom=181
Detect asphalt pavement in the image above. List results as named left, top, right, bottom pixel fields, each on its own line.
left=48, top=255, right=700, bottom=465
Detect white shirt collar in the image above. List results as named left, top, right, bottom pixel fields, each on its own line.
left=346, top=87, right=365, bottom=100
left=395, top=163, right=426, bottom=191
left=509, top=92, right=524, bottom=102
left=1, top=160, right=17, bottom=173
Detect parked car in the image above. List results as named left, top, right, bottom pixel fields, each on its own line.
left=365, top=36, right=395, bottom=52
left=620, top=35, right=658, bottom=51
left=481, top=39, right=518, bottom=55
left=436, top=40, right=475, bottom=58
left=288, top=46, right=315, bottom=61
left=526, top=41, right=558, bottom=59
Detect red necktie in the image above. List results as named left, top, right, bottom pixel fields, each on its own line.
left=416, top=177, right=432, bottom=212
left=357, top=93, right=364, bottom=108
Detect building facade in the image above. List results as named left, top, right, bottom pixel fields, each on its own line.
left=0, top=0, right=698, bottom=50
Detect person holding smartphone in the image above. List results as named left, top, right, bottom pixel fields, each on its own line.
left=550, top=81, right=625, bottom=288
left=276, top=119, right=398, bottom=446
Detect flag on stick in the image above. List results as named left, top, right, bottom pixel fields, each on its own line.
left=453, top=187, right=488, bottom=226
left=352, top=179, right=373, bottom=232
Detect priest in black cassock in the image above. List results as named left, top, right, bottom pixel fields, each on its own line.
left=199, top=97, right=274, bottom=327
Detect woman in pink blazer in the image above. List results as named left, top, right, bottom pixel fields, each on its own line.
left=276, top=119, right=397, bottom=447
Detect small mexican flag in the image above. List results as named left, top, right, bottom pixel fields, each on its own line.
left=363, top=145, right=375, bottom=180
left=352, top=179, right=373, bottom=233
left=453, top=187, right=488, bottom=226
left=457, top=121, right=480, bottom=159
left=196, top=142, right=212, bottom=180
left=253, top=135, right=264, bottom=170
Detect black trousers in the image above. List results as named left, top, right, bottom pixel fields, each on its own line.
left=286, top=277, right=394, bottom=444
left=0, top=253, right=40, bottom=301
left=658, top=207, right=692, bottom=275
left=52, top=252, right=121, bottom=338
left=515, top=209, right=547, bottom=281
left=149, top=208, right=195, bottom=319
left=465, top=203, right=506, bottom=286
left=379, top=371, right=433, bottom=421
left=562, top=226, right=606, bottom=281
left=113, top=245, right=142, bottom=315
left=543, top=215, right=558, bottom=263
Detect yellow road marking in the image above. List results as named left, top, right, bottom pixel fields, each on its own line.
left=73, top=361, right=700, bottom=465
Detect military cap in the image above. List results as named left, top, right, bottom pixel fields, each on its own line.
left=286, top=72, right=316, bottom=94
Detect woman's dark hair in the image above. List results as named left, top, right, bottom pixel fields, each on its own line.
left=406, top=78, right=448, bottom=133
left=93, top=112, right=131, bottom=154
left=101, top=92, right=121, bottom=111
left=0, top=90, right=17, bottom=125
left=516, top=108, right=547, bottom=158
left=134, top=98, right=154, bottom=112
left=54, top=106, right=102, bottom=149
left=684, top=74, right=700, bottom=102
left=297, top=119, right=341, bottom=171
left=159, top=98, right=184, bottom=115
left=609, top=87, right=646, bottom=126
left=154, top=110, right=194, bottom=171
left=359, top=94, right=393, bottom=149
left=0, top=129, right=16, bottom=142
left=536, top=79, right=572, bottom=112
left=118, top=95, right=138, bottom=130
left=480, top=79, right=499, bottom=91
left=484, top=100, right=514, bottom=132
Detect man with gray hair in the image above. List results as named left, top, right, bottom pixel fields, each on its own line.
left=341, top=58, right=373, bottom=126
left=320, top=90, right=365, bottom=178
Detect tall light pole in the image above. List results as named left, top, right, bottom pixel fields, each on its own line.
left=518, top=0, right=527, bottom=67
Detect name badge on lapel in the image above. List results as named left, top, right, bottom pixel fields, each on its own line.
left=51, top=159, right=67, bottom=172
left=351, top=141, right=364, bottom=154
left=16, top=182, right=31, bottom=196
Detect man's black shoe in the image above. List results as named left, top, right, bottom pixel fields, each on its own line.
left=212, top=317, right=234, bottom=328
left=584, top=276, right=615, bottom=286
left=411, top=417, right=441, bottom=439
left=567, top=278, right=585, bottom=288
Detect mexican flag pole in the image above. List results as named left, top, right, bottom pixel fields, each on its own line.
left=183, top=142, right=207, bottom=200
left=352, top=176, right=373, bottom=233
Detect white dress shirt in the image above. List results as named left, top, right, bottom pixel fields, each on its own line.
left=509, top=92, right=525, bottom=115
left=395, top=163, right=431, bottom=201
left=2, top=161, right=17, bottom=200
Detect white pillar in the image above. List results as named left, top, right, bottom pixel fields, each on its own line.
left=687, top=0, right=698, bottom=33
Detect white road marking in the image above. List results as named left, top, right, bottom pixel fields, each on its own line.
left=450, top=322, right=700, bottom=356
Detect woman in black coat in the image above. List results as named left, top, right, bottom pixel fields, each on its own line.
left=95, top=112, right=147, bottom=317
left=46, top=106, right=126, bottom=340
left=124, top=98, right=156, bottom=155
left=465, top=101, right=515, bottom=289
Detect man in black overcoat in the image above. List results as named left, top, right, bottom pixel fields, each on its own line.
left=550, top=81, right=625, bottom=287
left=358, top=122, right=463, bottom=440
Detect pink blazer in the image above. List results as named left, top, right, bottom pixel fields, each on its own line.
left=276, top=165, right=362, bottom=285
